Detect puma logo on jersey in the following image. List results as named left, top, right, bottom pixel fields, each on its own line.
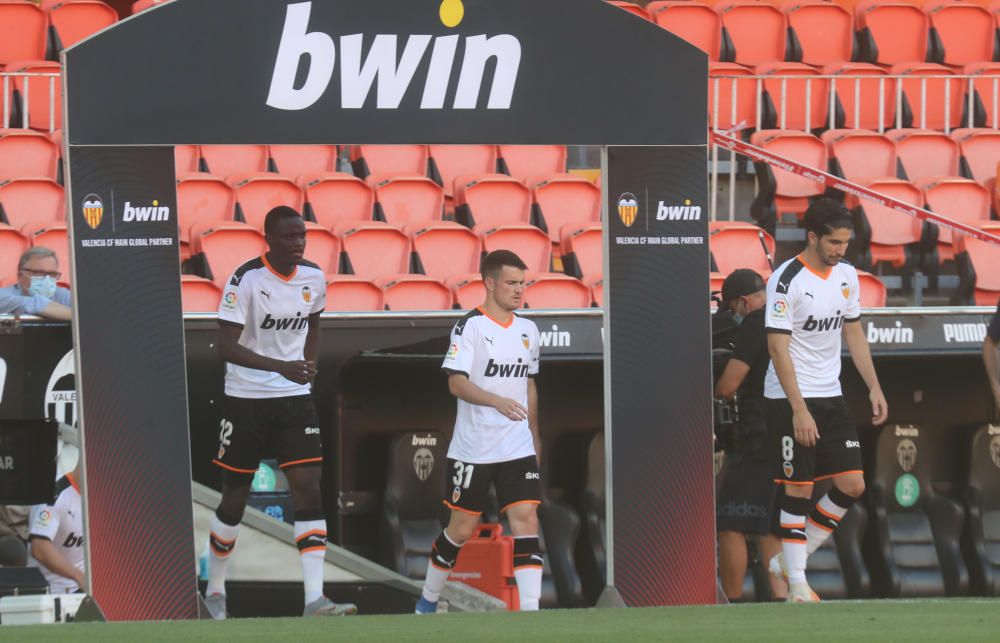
left=802, top=313, right=845, bottom=332
left=484, top=358, right=529, bottom=378
left=260, top=312, right=308, bottom=331
left=261, top=289, right=271, bottom=300
left=484, top=337, right=494, bottom=346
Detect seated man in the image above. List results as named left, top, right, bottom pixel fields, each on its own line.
left=27, top=466, right=85, bottom=594
left=0, top=247, right=72, bottom=320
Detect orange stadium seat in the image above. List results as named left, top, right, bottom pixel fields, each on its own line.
left=892, top=63, right=963, bottom=130
left=822, top=129, right=896, bottom=183
left=376, top=274, right=453, bottom=311
left=889, top=129, right=961, bottom=182
left=0, top=224, right=29, bottom=275
left=335, top=221, right=410, bottom=279
left=268, top=144, right=337, bottom=178
left=846, top=178, right=923, bottom=270
left=179, top=275, right=221, bottom=313
left=303, top=225, right=339, bottom=275
left=921, top=177, right=992, bottom=261
left=132, top=0, right=173, bottom=13
left=955, top=220, right=1000, bottom=304
left=23, top=221, right=69, bottom=283
left=428, top=145, right=498, bottom=202
left=857, top=270, right=888, bottom=307
left=523, top=273, right=593, bottom=309
left=560, top=223, right=603, bottom=282
left=0, top=129, right=58, bottom=180
left=480, top=225, right=552, bottom=274
left=370, top=175, right=444, bottom=226
left=0, top=177, right=63, bottom=229
left=408, top=221, right=481, bottom=280
left=951, top=129, right=1000, bottom=193
left=966, top=63, right=1000, bottom=128
left=325, top=276, right=384, bottom=312
left=446, top=273, right=486, bottom=310
left=757, top=62, right=831, bottom=131
left=175, top=172, right=236, bottom=255
left=856, top=0, right=930, bottom=65
left=708, top=62, right=756, bottom=131
left=497, top=146, right=567, bottom=181
left=0, top=1, right=47, bottom=65
left=190, top=223, right=266, bottom=287
left=349, top=144, right=429, bottom=179
left=924, top=0, right=996, bottom=67
left=749, top=130, right=827, bottom=228
left=783, top=0, right=854, bottom=66
left=5, top=60, right=62, bottom=131
left=708, top=221, right=775, bottom=277
left=652, top=2, right=723, bottom=60
left=454, top=174, right=532, bottom=230
left=527, top=174, right=602, bottom=246
left=47, top=1, right=118, bottom=51
left=716, top=1, right=787, bottom=66
left=230, top=173, right=304, bottom=229
left=590, top=278, right=604, bottom=308
left=607, top=1, right=652, bottom=21
left=200, top=145, right=269, bottom=179
left=823, top=63, right=897, bottom=131
left=174, top=144, right=200, bottom=175
left=299, top=173, right=374, bottom=228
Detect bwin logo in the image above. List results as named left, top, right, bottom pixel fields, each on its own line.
left=260, top=312, right=309, bottom=331
left=122, top=200, right=170, bottom=222
left=656, top=199, right=702, bottom=221
left=802, top=312, right=845, bottom=332
left=484, top=358, right=529, bottom=378
left=267, top=2, right=522, bottom=111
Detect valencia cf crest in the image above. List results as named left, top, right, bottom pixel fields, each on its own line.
left=521, top=333, right=529, bottom=349
left=783, top=461, right=794, bottom=478
left=301, top=286, right=312, bottom=303
left=617, top=192, right=638, bottom=227
left=82, top=194, right=104, bottom=230
left=841, top=282, right=850, bottom=299
left=452, top=486, right=462, bottom=504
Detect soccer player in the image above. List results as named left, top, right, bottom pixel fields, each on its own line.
left=982, top=299, right=1000, bottom=413
left=27, top=466, right=85, bottom=594
left=764, top=199, right=888, bottom=602
left=204, top=206, right=356, bottom=618
left=415, top=250, right=543, bottom=614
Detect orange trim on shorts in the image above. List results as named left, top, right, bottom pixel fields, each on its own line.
left=280, top=457, right=323, bottom=469
left=807, top=516, right=834, bottom=532
left=295, top=529, right=326, bottom=543
left=814, top=504, right=842, bottom=522
left=780, top=522, right=806, bottom=530
left=512, top=564, right=544, bottom=570
left=774, top=479, right=815, bottom=486
left=299, top=546, right=326, bottom=555
left=443, top=500, right=482, bottom=516
left=500, top=499, right=541, bottom=514
left=813, top=469, right=864, bottom=482
left=213, top=459, right=257, bottom=474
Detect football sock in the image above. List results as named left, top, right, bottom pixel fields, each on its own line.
left=422, top=531, right=463, bottom=603
left=779, top=495, right=813, bottom=585
left=806, top=487, right=856, bottom=556
left=294, top=509, right=327, bottom=605
left=206, top=507, right=240, bottom=596
left=513, top=536, right=543, bottom=611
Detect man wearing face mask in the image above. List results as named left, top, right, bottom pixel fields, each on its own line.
left=0, top=248, right=72, bottom=320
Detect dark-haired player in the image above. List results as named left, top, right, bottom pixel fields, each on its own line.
left=204, top=206, right=356, bottom=618
left=764, top=199, right=887, bottom=602
left=415, top=250, right=543, bottom=614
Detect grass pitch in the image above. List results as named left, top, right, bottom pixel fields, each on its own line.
left=9, top=599, right=1000, bottom=642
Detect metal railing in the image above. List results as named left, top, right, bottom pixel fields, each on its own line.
left=1, top=72, right=61, bottom=133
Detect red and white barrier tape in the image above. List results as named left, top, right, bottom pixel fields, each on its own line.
left=710, top=130, right=1000, bottom=248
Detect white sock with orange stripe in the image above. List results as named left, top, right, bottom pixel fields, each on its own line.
left=779, top=494, right=812, bottom=585
left=207, top=508, right=240, bottom=596
left=513, top=536, right=543, bottom=611
left=806, top=488, right=855, bottom=556
left=294, top=514, right=327, bottom=605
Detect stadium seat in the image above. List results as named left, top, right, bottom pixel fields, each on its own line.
left=497, top=146, right=567, bottom=181
left=651, top=2, right=723, bottom=60
left=716, top=1, right=787, bottom=66
left=889, top=129, right=961, bottom=182
left=924, top=0, right=996, bottom=67
left=560, top=223, right=603, bottom=282
left=892, top=63, right=964, bottom=131
left=607, top=0, right=652, bottom=21
left=379, top=431, right=448, bottom=580
left=805, top=479, right=872, bottom=599
left=5, top=60, right=62, bottom=131
left=174, top=144, right=199, bottom=175
left=749, top=130, right=827, bottom=233
left=179, top=275, right=221, bottom=313
left=335, top=221, right=410, bottom=279
left=0, top=177, right=64, bottom=229
left=131, top=0, right=172, bottom=14
left=867, top=424, right=969, bottom=597
left=0, top=129, right=58, bottom=180
left=446, top=273, right=486, bottom=310
left=961, top=424, right=1000, bottom=595
left=454, top=174, right=533, bottom=230
left=523, top=273, right=592, bottom=309
left=708, top=62, right=756, bottom=131
left=708, top=221, right=775, bottom=277
left=783, top=0, right=854, bottom=66
left=303, top=226, right=339, bottom=275
left=0, top=1, right=47, bottom=66
left=823, top=64, right=898, bottom=131
left=954, top=220, right=1000, bottom=304
left=349, top=144, right=429, bottom=180
left=47, top=1, right=118, bottom=52
left=965, top=63, right=1000, bottom=128
left=190, top=223, right=266, bottom=287
left=579, top=432, right=606, bottom=602
left=175, top=172, right=236, bottom=255
left=268, top=144, right=337, bottom=178
left=480, top=225, right=552, bottom=274
left=590, top=278, right=603, bottom=308
left=23, top=220, right=69, bottom=284
left=822, top=129, right=896, bottom=184
left=0, top=223, right=29, bottom=276
left=527, top=174, right=602, bottom=246
left=408, top=221, right=481, bottom=280
left=856, top=0, right=931, bottom=65
left=757, top=62, right=831, bottom=131
left=536, top=499, right=586, bottom=607
left=229, top=173, right=304, bottom=229
left=920, top=177, right=991, bottom=262
left=370, top=175, right=444, bottom=226
left=857, top=270, right=888, bottom=307
left=200, top=145, right=269, bottom=179
left=952, top=129, right=1000, bottom=192
left=299, top=173, right=374, bottom=228
left=846, top=178, right=924, bottom=271
left=427, top=145, right=498, bottom=202
left=376, top=275, right=453, bottom=311
left=325, top=275, right=384, bottom=312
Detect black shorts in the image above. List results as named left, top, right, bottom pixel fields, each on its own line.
left=766, top=396, right=863, bottom=485
left=443, top=456, right=541, bottom=516
left=717, top=417, right=778, bottom=535
left=213, top=394, right=322, bottom=478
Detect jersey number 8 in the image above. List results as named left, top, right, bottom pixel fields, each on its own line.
left=781, top=435, right=795, bottom=462
left=452, top=462, right=475, bottom=489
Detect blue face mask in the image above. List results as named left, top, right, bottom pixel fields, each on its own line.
left=28, top=275, right=57, bottom=299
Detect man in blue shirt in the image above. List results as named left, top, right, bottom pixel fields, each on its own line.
left=0, top=248, right=71, bottom=320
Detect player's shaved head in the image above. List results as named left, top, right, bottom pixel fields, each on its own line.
left=263, top=205, right=302, bottom=235
left=481, top=250, right=528, bottom=281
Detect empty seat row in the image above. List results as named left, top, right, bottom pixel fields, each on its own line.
left=1, top=60, right=62, bottom=131
left=0, top=0, right=117, bottom=66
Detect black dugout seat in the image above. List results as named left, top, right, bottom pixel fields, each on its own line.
left=579, top=431, right=606, bottom=603
left=805, top=479, right=871, bottom=598
left=962, top=424, right=1000, bottom=595
left=380, top=431, right=448, bottom=579
left=867, top=424, right=968, bottom=597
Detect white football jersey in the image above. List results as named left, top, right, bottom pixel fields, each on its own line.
left=442, top=308, right=540, bottom=464
left=219, top=256, right=326, bottom=398
left=28, top=474, right=84, bottom=594
left=764, top=255, right=861, bottom=399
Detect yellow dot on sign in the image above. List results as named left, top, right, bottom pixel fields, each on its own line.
left=440, top=0, right=464, bottom=27
left=684, top=199, right=691, bottom=206
left=153, top=200, right=159, bottom=206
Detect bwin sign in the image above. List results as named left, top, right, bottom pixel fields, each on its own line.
left=267, top=2, right=522, bottom=111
